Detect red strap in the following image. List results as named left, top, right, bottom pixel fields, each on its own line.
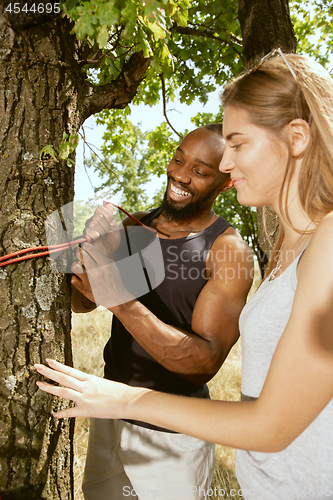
left=0, top=202, right=155, bottom=268
left=0, top=235, right=91, bottom=268
left=103, top=201, right=156, bottom=233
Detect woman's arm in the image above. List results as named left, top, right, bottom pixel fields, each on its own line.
left=36, top=214, right=333, bottom=453
left=34, top=359, right=267, bottom=450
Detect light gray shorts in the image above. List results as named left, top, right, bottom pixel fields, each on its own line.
left=82, top=418, right=216, bottom=500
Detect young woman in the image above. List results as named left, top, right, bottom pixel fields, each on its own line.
left=35, top=51, right=333, bottom=499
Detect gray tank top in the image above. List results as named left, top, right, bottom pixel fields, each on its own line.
left=236, top=252, right=333, bottom=499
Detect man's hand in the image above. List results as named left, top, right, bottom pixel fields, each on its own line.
left=71, top=243, right=135, bottom=310
left=84, top=202, right=121, bottom=258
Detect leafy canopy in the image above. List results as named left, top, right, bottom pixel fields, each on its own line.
left=61, top=0, right=242, bottom=105
left=65, top=0, right=333, bottom=275
left=291, top=0, right=333, bottom=66
left=61, top=0, right=190, bottom=86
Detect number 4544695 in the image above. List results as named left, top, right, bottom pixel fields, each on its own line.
left=5, top=3, right=60, bottom=14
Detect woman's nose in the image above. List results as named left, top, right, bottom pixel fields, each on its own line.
left=219, top=150, right=235, bottom=174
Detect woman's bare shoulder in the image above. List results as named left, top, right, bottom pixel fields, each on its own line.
left=297, top=211, right=333, bottom=290
left=308, top=211, right=333, bottom=248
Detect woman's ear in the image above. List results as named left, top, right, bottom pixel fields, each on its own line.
left=287, top=119, right=311, bottom=157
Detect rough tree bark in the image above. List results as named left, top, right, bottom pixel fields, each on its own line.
left=238, top=0, right=296, bottom=68
left=238, top=0, right=297, bottom=273
left=0, top=4, right=150, bottom=499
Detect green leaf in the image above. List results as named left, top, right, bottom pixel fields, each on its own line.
left=61, top=0, right=80, bottom=11
left=96, top=25, right=110, bottom=49
left=146, top=20, right=167, bottom=40
left=39, top=145, right=57, bottom=160
left=142, top=39, right=153, bottom=58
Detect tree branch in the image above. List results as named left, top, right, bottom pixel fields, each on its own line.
left=78, top=129, right=123, bottom=187
left=82, top=50, right=151, bottom=121
left=160, top=74, right=183, bottom=139
left=172, top=24, right=244, bottom=60
left=78, top=26, right=127, bottom=67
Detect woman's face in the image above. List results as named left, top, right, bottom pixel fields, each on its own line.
left=220, top=106, right=289, bottom=209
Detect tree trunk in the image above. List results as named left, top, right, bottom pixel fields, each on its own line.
left=237, top=0, right=297, bottom=275
left=0, top=7, right=149, bottom=498
left=238, top=0, right=296, bottom=69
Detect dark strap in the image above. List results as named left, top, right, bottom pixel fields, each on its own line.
left=139, top=207, right=163, bottom=226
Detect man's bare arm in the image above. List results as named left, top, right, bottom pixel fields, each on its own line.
left=109, top=228, right=253, bottom=384
left=72, top=227, right=253, bottom=384
left=71, top=287, right=97, bottom=314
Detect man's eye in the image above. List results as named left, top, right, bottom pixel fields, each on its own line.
left=231, top=144, right=242, bottom=150
left=194, top=170, right=206, bottom=177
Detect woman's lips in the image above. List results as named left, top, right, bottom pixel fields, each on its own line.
left=232, top=178, right=245, bottom=189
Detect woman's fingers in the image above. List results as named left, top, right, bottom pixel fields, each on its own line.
left=35, top=381, right=85, bottom=419
left=53, top=407, right=84, bottom=419
left=35, top=360, right=135, bottom=420
left=35, top=360, right=96, bottom=418
left=36, top=380, right=79, bottom=400
left=35, top=359, right=87, bottom=391
left=35, top=361, right=108, bottom=420
left=46, top=358, right=88, bottom=381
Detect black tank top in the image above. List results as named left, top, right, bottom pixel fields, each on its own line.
left=103, top=207, right=231, bottom=429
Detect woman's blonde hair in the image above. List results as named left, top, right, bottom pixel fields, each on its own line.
left=221, top=53, right=333, bottom=275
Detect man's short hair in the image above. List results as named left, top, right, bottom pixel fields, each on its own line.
left=202, top=123, right=223, bottom=136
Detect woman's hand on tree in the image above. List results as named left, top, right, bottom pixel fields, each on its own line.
left=34, top=359, right=142, bottom=419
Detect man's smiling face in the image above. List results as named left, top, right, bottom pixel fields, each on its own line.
left=162, top=127, right=229, bottom=221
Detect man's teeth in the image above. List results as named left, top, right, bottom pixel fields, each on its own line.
left=170, top=184, right=191, bottom=197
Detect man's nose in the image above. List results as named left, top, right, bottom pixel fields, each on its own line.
left=172, top=164, right=191, bottom=183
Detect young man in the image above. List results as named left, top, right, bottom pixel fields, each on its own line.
left=71, top=124, right=253, bottom=500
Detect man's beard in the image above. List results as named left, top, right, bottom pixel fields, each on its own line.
left=160, top=188, right=207, bottom=222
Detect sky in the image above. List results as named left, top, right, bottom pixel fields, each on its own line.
left=74, top=90, right=222, bottom=203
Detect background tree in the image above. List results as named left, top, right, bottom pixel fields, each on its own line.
left=237, top=0, right=297, bottom=264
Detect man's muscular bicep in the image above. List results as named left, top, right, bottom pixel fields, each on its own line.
left=191, top=232, right=253, bottom=370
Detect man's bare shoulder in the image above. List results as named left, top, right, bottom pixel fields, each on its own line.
left=205, top=225, right=253, bottom=285
left=211, top=226, right=253, bottom=262
left=205, top=225, right=253, bottom=293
